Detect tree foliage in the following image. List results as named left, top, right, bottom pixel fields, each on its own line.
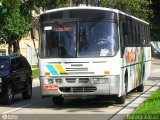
left=34, top=0, right=68, bottom=10
left=0, top=0, right=158, bottom=54
left=0, top=0, right=69, bottom=54
left=100, top=0, right=152, bottom=22
left=0, top=0, right=33, bottom=54
left=149, top=0, right=160, bottom=41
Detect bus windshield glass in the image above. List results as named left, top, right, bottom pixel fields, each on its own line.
left=40, top=21, right=119, bottom=58
left=41, top=22, right=76, bottom=58
left=79, top=22, right=118, bottom=57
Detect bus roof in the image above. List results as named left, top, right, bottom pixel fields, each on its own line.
left=43, top=6, right=119, bottom=14
left=119, top=11, right=149, bottom=24
left=41, top=6, right=149, bottom=24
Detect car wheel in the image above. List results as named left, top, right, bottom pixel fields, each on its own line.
left=52, top=96, right=64, bottom=105
left=22, top=80, right=32, bottom=99
left=4, top=84, right=14, bottom=105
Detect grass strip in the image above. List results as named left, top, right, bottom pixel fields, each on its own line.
left=32, top=69, right=39, bottom=78
left=127, top=88, right=160, bottom=120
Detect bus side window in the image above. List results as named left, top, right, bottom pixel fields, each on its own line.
left=120, top=18, right=127, bottom=57
left=122, top=22, right=129, bottom=46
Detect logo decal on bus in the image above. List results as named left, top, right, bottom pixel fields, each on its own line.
left=46, top=64, right=67, bottom=76
left=126, top=50, right=136, bottom=63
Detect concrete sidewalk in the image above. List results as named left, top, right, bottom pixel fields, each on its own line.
left=31, top=68, right=38, bottom=71
left=110, top=81, right=160, bottom=120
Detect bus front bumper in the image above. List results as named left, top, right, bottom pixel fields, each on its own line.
left=40, top=75, right=120, bottom=98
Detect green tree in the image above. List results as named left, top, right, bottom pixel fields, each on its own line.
left=0, top=2, right=5, bottom=14
left=0, top=0, right=33, bottom=54
left=149, top=0, right=160, bottom=41
left=100, top=0, right=152, bottom=22
left=0, top=0, right=69, bottom=54
left=34, top=0, right=68, bottom=10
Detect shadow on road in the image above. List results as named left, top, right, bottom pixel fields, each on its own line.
left=0, top=86, right=114, bottom=110
left=0, top=86, right=41, bottom=106
left=148, top=76, right=160, bottom=81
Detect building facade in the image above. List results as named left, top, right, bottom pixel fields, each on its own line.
left=0, top=34, right=39, bottom=65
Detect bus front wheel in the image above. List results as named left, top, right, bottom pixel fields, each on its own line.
left=52, top=96, right=64, bottom=105
left=115, top=94, right=126, bottom=104
left=115, top=73, right=128, bottom=104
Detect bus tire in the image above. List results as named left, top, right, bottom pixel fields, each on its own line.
left=136, top=84, right=144, bottom=92
left=115, top=73, right=128, bottom=104
left=137, top=66, right=145, bottom=92
left=52, top=96, right=64, bottom=105
left=115, top=94, right=126, bottom=104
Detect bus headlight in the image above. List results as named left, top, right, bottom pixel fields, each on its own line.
left=92, top=78, right=100, bottom=84
left=44, top=79, right=54, bottom=84
left=100, top=78, right=108, bottom=83
left=55, top=78, right=63, bottom=84
left=92, top=78, right=108, bottom=84
left=48, top=79, right=54, bottom=84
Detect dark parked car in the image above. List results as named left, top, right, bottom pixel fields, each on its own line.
left=0, top=54, right=32, bottom=104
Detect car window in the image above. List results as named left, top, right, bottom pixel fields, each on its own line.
left=0, top=59, right=10, bottom=71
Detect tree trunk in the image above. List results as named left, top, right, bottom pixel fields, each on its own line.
left=13, top=41, right=20, bottom=54
left=8, top=42, right=12, bottom=55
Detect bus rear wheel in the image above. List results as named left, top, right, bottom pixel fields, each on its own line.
left=52, top=96, right=64, bottom=105
left=137, top=66, right=145, bottom=92
left=136, top=84, right=144, bottom=92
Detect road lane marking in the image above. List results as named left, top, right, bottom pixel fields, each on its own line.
left=1, top=104, right=32, bottom=114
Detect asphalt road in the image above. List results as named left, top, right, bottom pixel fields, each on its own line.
left=0, top=61, right=160, bottom=120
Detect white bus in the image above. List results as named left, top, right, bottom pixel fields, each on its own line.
left=39, top=6, right=151, bottom=104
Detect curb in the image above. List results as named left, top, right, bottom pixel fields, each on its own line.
left=32, top=78, right=39, bottom=83
left=110, top=82, right=160, bottom=120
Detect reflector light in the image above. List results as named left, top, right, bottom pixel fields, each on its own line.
left=45, top=72, right=50, bottom=76
left=104, top=71, right=110, bottom=75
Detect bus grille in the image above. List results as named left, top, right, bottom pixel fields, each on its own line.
left=65, top=78, right=76, bottom=83
left=59, top=87, right=97, bottom=93
left=65, top=78, right=89, bottom=83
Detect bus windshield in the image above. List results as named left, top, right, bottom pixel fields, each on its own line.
left=79, top=22, right=118, bottom=57
left=40, top=21, right=119, bottom=58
